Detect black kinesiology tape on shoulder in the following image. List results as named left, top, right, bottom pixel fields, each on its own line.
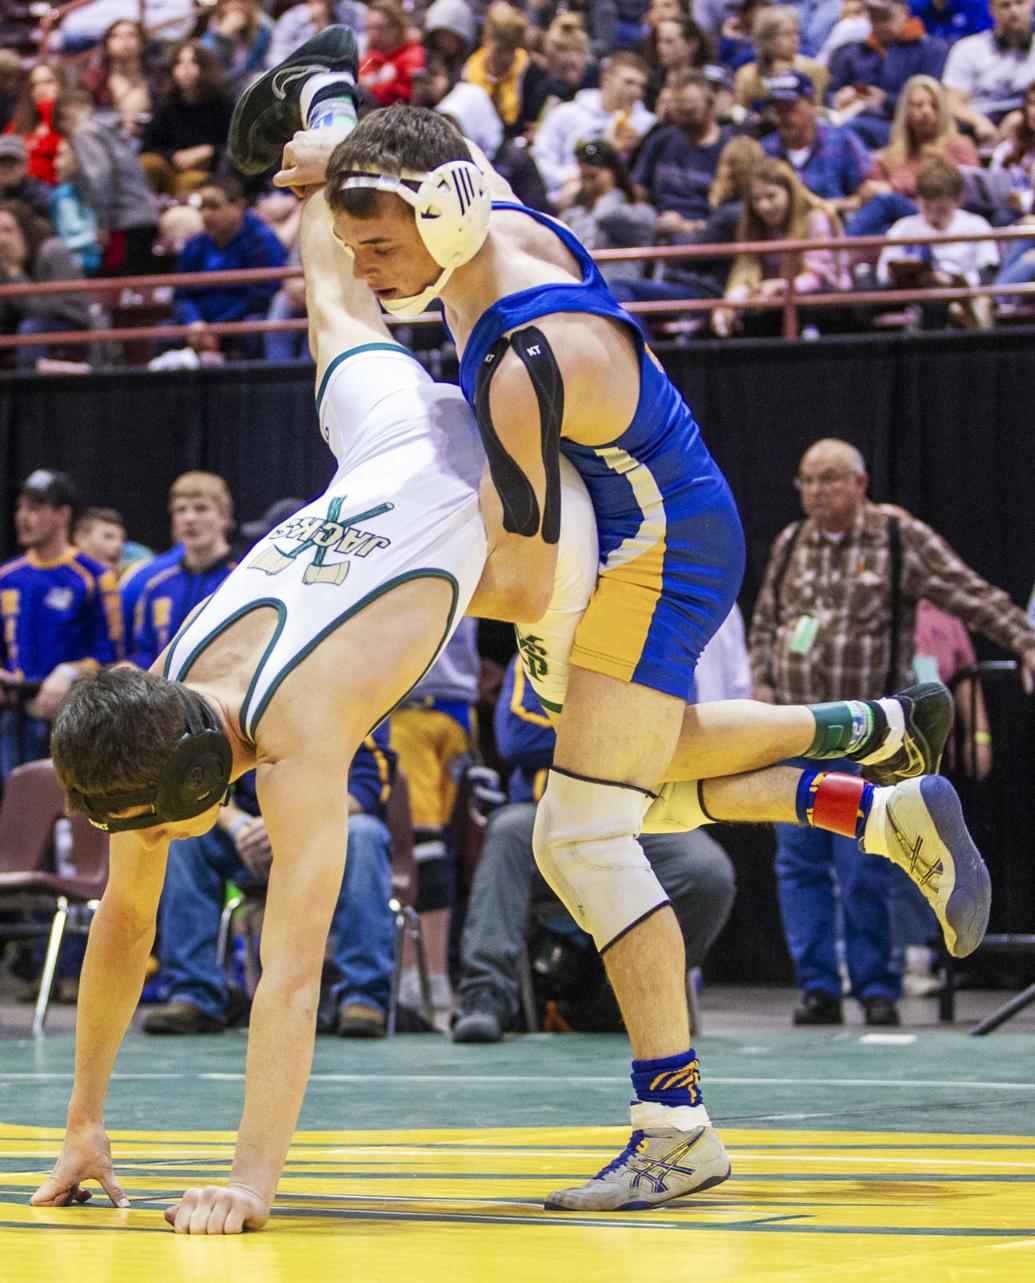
left=509, top=325, right=562, bottom=545
left=472, top=329, right=563, bottom=543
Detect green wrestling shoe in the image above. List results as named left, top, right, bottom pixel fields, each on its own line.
left=229, top=25, right=359, bottom=175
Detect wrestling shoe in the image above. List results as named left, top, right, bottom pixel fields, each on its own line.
left=856, top=682, right=954, bottom=786
left=544, top=1125, right=731, bottom=1212
left=863, top=775, right=990, bottom=958
left=229, top=25, right=359, bottom=175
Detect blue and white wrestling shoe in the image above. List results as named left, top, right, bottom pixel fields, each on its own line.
left=863, top=774, right=991, bottom=958
left=544, top=1124, right=731, bottom=1212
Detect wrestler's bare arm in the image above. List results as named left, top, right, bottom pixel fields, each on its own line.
left=31, top=831, right=169, bottom=1212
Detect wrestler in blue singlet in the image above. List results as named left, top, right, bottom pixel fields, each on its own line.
left=457, top=202, right=746, bottom=703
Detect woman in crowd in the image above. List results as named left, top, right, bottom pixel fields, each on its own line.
left=714, top=157, right=847, bottom=336
left=847, top=74, right=978, bottom=237
left=79, top=19, right=155, bottom=134
left=561, top=139, right=657, bottom=283
left=49, top=139, right=103, bottom=276
left=0, top=198, right=92, bottom=368
left=992, top=83, right=1035, bottom=304
left=138, top=40, right=235, bottom=196
left=4, top=61, right=69, bottom=186
left=538, top=13, right=596, bottom=115
left=358, top=0, right=425, bottom=107
left=991, top=81, right=1035, bottom=215
left=643, top=15, right=709, bottom=109
left=201, top=0, right=274, bottom=96
left=463, top=2, right=550, bottom=136
left=733, top=7, right=829, bottom=112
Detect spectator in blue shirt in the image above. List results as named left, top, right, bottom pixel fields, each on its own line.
left=631, top=68, right=731, bottom=228
left=130, top=472, right=236, bottom=670
left=827, top=0, right=949, bottom=148
left=143, top=725, right=398, bottom=1036
left=911, top=0, right=994, bottom=42
left=172, top=174, right=286, bottom=349
left=0, top=470, right=122, bottom=783
left=452, top=655, right=736, bottom=1043
left=762, top=69, right=872, bottom=208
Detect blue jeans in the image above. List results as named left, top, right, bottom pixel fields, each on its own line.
left=775, top=819, right=900, bottom=1002
left=264, top=287, right=311, bottom=364
left=845, top=191, right=917, bottom=238
left=609, top=276, right=721, bottom=336
left=995, top=234, right=1035, bottom=301
left=844, top=113, right=892, bottom=152
left=458, top=801, right=737, bottom=1023
left=0, top=708, right=50, bottom=786
left=159, top=812, right=395, bottom=1021
left=14, top=315, right=83, bottom=369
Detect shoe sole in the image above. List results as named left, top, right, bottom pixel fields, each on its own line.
left=866, top=683, right=953, bottom=786
left=544, top=1163, right=732, bottom=1212
left=616, top=1164, right=732, bottom=1211
left=889, top=775, right=990, bottom=958
left=229, top=25, right=358, bottom=174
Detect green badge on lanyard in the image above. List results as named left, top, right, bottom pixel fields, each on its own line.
left=790, top=614, right=820, bottom=655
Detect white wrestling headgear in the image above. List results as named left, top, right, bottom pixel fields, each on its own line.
left=336, top=159, right=491, bottom=317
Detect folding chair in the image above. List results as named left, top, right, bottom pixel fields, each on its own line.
left=385, top=770, right=434, bottom=1034
left=0, top=760, right=109, bottom=1035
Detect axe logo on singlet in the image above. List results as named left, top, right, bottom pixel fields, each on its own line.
left=248, top=496, right=393, bottom=586
left=517, top=631, right=549, bottom=679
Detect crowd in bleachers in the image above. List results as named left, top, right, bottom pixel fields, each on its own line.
left=0, top=0, right=1033, bottom=366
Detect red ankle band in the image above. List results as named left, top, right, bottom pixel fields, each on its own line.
left=811, top=773, right=868, bottom=838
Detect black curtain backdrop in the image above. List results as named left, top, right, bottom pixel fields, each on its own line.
left=3, top=328, right=1033, bottom=978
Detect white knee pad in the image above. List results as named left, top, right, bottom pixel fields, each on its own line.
left=641, top=780, right=715, bottom=835
left=532, top=769, right=670, bottom=953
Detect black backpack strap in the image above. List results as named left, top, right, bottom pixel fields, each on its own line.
left=885, top=515, right=902, bottom=691
left=771, top=520, right=804, bottom=622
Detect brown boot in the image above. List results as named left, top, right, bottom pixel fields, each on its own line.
left=142, top=1000, right=225, bottom=1035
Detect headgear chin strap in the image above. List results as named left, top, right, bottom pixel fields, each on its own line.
left=70, top=685, right=233, bottom=833
left=336, top=159, right=491, bottom=317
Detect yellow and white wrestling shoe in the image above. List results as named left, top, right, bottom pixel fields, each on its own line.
left=544, top=1123, right=731, bottom=1212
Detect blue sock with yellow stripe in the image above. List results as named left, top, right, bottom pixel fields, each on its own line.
left=631, top=1049, right=703, bottom=1108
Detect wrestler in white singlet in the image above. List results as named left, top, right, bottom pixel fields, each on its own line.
left=163, top=345, right=597, bottom=733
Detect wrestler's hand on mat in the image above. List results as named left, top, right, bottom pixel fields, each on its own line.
left=165, top=1182, right=270, bottom=1234
left=274, top=128, right=347, bottom=193
left=30, top=1122, right=130, bottom=1209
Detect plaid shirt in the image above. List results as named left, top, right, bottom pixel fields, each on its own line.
left=749, top=502, right=1035, bottom=703
left=762, top=119, right=870, bottom=200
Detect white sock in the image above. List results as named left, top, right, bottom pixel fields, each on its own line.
left=861, top=785, right=892, bottom=857
left=300, top=73, right=358, bottom=132
left=630, top=1100, right=711, bottom=1132
left=858, top=697, right=905, bottom=764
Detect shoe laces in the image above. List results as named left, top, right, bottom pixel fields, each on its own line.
left=593, top=1131, right=648, bottom=1181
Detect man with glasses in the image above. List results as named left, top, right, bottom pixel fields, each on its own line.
left=750, top=436, right=1035, bottom=1026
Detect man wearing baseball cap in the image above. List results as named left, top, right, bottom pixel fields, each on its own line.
left=0, top=135, right=52, bottom=221
left=0, top=470, right=122, bottom=782
left=762, top=69, right=872, bottom=209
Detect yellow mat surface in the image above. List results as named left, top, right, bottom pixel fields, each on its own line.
left=1, top=1122, right=1033, bottom=1281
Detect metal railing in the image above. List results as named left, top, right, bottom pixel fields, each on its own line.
left=0, top=224, right=1033, bottom=356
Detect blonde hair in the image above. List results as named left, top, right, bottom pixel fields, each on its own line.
left=728, top=157, right=841, bottom=292
left=709, top=135, right=765, bottom=207
left=882, top=75, right=958, bottom=172
left=543, top=13, right=590, bottom=59
left=483, top=3, right=529, bottom=50
left=752, top=5, right=799, bottom=69
left=169, top=472, right=233, bottom=519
